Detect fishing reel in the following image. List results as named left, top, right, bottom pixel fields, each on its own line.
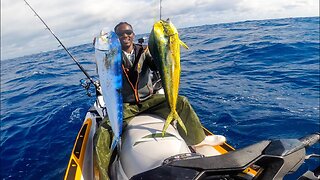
left=80, top=78, right=93, bottom=97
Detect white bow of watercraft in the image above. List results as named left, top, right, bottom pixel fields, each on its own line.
left=94, top=91, right=225, bottom=179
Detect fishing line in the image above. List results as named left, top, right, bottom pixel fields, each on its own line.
left=23, top=0, right=98, bottom=89
left=160, top=0, right=162, bottom=20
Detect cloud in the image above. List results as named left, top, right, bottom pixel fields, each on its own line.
left=1, top=0, right=319, bottom=60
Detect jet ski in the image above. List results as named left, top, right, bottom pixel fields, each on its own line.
left=64, top=87, right=319, bottom=180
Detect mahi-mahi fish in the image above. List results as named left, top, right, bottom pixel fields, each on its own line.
left=94, top=30, right=123, bottom=150
left=148, top=19, right=189, bottom=136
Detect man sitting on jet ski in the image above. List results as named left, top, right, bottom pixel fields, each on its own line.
left=113, top=22, right=206, bottom=144
left=94, top=22, right=220, bottom=179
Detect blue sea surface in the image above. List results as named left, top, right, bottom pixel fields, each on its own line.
left=1, top=17, right=319, bottom=179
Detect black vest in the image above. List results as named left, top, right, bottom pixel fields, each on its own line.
left=122, top=44, right=157, bottom=103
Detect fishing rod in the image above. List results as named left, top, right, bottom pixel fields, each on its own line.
left=23, top=0, right=98, bottom=89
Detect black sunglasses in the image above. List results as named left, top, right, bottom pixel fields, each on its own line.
left=116, top=30, right=133, bottom=37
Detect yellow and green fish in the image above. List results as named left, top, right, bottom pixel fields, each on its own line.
left=148, top=19, right=189, bottom=136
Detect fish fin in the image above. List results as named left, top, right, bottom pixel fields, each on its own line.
left=180, top=40, right=189, bottom=49
left=162, top=111, right=187, bottom=136
left=162, top=111, right=174, bottom=137
left=110, top=136, right=121, bottom=151
left=174, top=111, right=187, bottom=135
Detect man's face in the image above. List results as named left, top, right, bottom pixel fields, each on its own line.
left=116, top=24, right=135, bottom=49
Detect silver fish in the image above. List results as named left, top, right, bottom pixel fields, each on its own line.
left=94, top=30, right=123, bottom=150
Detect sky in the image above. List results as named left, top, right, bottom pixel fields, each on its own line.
left=1, top=0, right=319, bottom=60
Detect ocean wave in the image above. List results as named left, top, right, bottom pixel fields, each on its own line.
left=1, top=17, right=319, bottom=179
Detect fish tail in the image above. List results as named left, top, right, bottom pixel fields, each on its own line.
left=174, top=111, right=188, bottom=135
left=162, top=110, right=187, bottom=136
left=110, top=136, right=121, bottom=151
left=179, top=39, right=189, bottom=49
left=162, top=111, right=174, bottom=137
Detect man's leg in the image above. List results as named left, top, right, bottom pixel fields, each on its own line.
left=175, top=96, right=206, bottom=145
left=94, top=122, right=112, bottom=180
left=122, top=94, right=168, bottom=124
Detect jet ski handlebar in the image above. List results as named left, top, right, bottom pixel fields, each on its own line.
left=131, top=133, right=320, bottom=180
left=299, top=133, right=320, bottom=148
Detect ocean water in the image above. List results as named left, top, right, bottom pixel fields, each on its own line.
left=1, top=17, right=319, bottom=179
